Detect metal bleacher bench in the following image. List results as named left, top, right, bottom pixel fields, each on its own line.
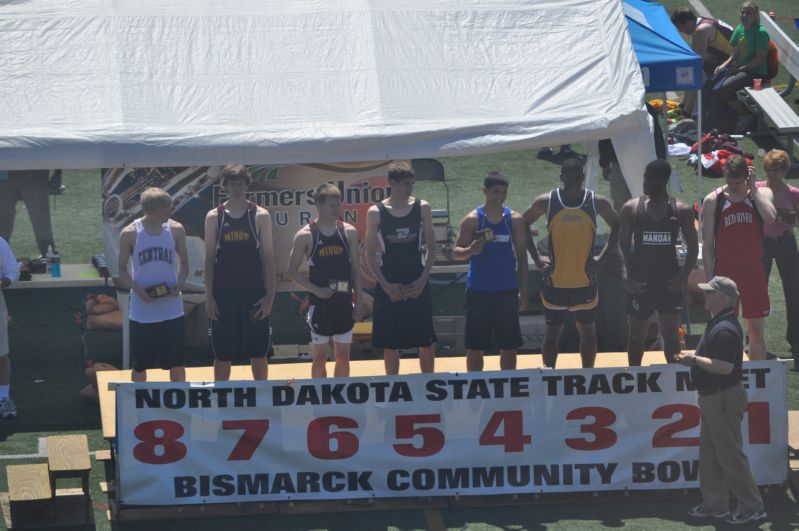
left=743, top=87, right=799, bottom=155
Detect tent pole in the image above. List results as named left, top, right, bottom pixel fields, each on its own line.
left=696, top=89, right=703, bottom=244
left=662, top=92, right=669, bottom=156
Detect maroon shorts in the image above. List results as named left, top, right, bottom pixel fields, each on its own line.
left=715, top=260, right=770, bottom=319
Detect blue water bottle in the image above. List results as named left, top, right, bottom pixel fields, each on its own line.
left=51, top=251, right=61, bottom=278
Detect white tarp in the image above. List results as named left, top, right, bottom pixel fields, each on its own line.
left=0, top=0, right=655, bottom=195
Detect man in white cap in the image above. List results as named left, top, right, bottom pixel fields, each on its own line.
left=675, top=276, right=766, bottom=525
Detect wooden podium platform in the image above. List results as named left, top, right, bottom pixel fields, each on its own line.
left=97, top=351, right=677, bottom=439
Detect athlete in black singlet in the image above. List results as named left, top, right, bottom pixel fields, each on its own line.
left=619, top=160, right=698, bottom=366
left=288, top=183, right=363, bottom=378
left=204, top=164, right=275, bottom=381
left=365, top=162, right=437, bottom=375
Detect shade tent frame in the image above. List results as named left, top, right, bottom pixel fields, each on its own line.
left=623, top=0, right=704, bottom=208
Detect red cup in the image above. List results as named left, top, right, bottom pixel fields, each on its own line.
left=753, top=78, right=762, bottom=90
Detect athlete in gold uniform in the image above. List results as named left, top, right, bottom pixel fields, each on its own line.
left=524, top=158, right=620, bottom=368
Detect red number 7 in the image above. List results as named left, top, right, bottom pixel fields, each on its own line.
left=222, top=419, right=270, bottom=461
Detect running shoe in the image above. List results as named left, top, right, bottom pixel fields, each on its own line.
left=686, top=504, right=728, bottom=519
left=0, top=397, right=17, bottom=419
left=725, top=510, right=767, bottom=524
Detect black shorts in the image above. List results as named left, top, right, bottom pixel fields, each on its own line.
left=464, top=289, right=523, bottom=351
left=308, top=294, right=354, bottom=338
left=372, top=283, right=436, bottom=350
left=211, top=289, right=273, bottom=361
left=130, top=316, right=185, bottom=372
left=541, top=284, right=597, bottom=326
left=626, top=281, right=683, bottom=319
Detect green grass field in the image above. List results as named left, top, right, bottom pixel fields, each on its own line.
left=2, top=1, right=799, bottom=529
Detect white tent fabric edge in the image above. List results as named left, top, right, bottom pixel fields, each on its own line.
left=0, top=0, right=655, bottom=195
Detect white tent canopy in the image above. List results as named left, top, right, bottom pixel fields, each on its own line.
left=0, top=0, right=655, bottom=195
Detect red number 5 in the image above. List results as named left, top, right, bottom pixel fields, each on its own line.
left=393, top=414, right=445, bottom=457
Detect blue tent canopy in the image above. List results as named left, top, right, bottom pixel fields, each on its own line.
left=624, top=0, right=703, bottom=91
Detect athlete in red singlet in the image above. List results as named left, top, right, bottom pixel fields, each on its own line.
left=702, top=155, right=776, bottom=359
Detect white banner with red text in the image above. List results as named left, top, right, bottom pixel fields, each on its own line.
left=115, top=362, right=787, bottom=506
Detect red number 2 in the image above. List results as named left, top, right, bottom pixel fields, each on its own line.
left=652, top=404, right=699, bottom=447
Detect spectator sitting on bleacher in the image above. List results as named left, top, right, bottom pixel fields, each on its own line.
left=671, top=6, right=735, bottom=117
left=707, top=2, right=770, bottom=133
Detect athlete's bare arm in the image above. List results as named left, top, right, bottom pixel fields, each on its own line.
left=701, top=190, right=718, bottom=279
left=345, top=224, right=365, bottom=321
left=452, top=211, right=482, bottom=261
left=677, top=200, right=699, bottom=280
left=405, top=200, right=436, bottom=299
left=522, top=193, right=550, bottom=271
left=287, top=226, right=329, bottom=300
left=255, top=207, right=275, bottom=318
left=749, top=169, right=777, bottom=224
left=618, top=198, right=644, bottom=293
left=203, top=209, right=220, bottom=319
left=593, top=194, right=620, bottom=268
left=691, top=23, right=713, bottom=57
left=511, top=211, right=529, bottom=312
left=365, top=205, right=405, bottom=302
left=118, top=224, right=153, bottom=303
left=170, top=220, right=189, bottom=293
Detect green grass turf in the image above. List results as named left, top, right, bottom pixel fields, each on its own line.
left=3, top=152, right=799, bottom=529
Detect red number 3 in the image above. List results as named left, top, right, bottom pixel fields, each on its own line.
left=565, top=407, right=617, bottom=450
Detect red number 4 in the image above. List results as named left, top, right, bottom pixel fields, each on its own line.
left=479, top=411, right=531, bottom=452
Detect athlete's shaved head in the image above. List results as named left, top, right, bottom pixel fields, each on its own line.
left=560, top=157, right=585, bottom=187
left=645, top=159, right=672, bottom=180
left=643, top=160, right=672, bottom=196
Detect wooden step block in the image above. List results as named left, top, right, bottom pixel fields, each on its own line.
left=46, top=434, right=91, bottom=473
left=95, top=449, right=112, bottom=462
left=789, top=411, right=799, bottom=451
left=8, top=464, right=52, bottom=502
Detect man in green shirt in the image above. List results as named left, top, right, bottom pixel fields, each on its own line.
left=708, top=1, right=770, bottom=132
